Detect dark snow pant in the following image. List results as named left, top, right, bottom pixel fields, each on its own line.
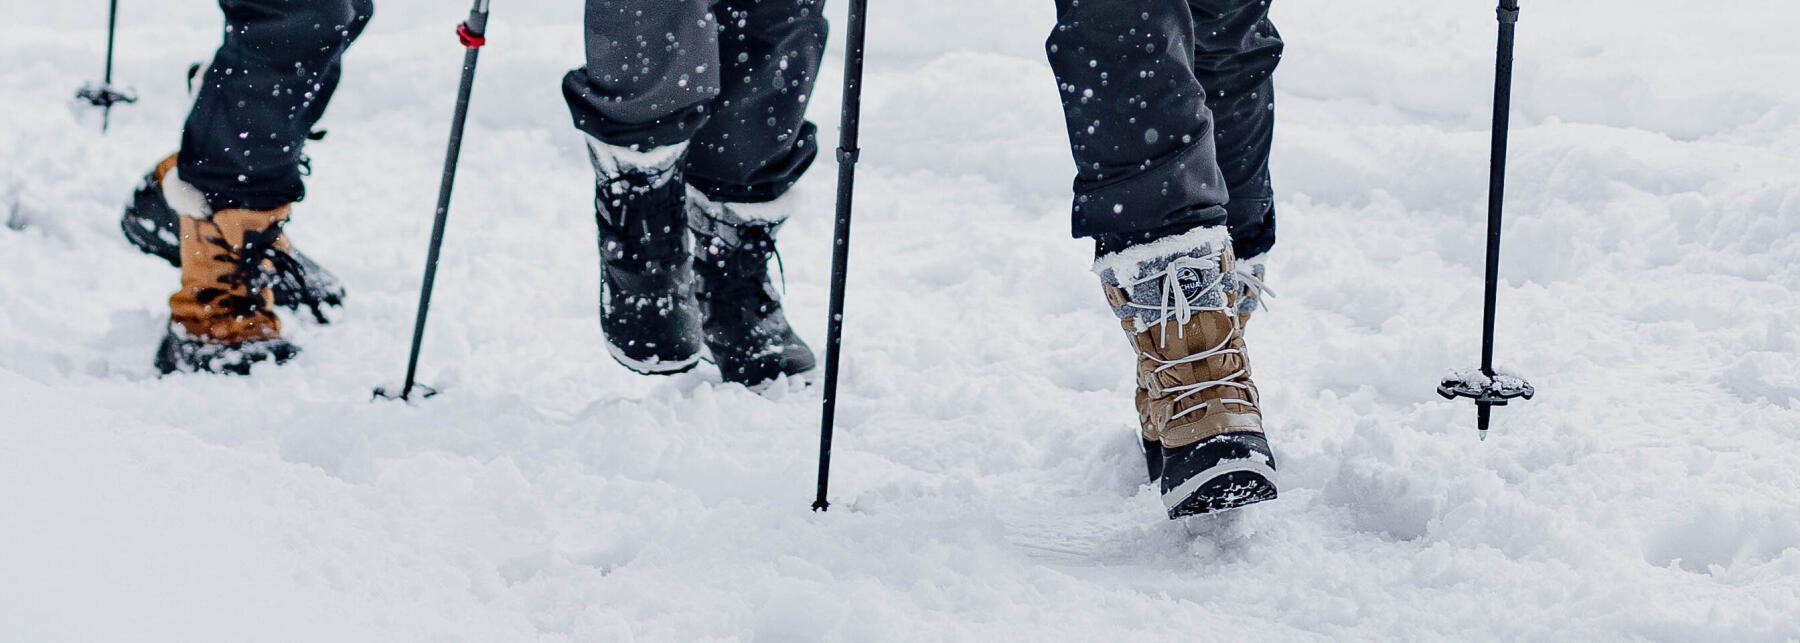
left=563, top=0, right=828, bottom=203
left=1048, top=0, right=1282, bottom=259
left=179, top=0, right=374, bottom=212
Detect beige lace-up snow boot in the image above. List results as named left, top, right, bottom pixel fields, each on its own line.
left=1096, top=226, right=1277, bottom=518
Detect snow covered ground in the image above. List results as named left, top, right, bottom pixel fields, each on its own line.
left=4, top=0, right=1799, bottom=639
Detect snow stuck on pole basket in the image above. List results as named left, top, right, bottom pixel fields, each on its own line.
left=813, top=0, right=871, bottom=512
left=76, top=0, right=137, bottom=133
left=1438, top=0, right=1534, bottom=439
left=374, top=0, right=492, bottom=403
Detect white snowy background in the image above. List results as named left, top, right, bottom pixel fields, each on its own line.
left=4, top=0, right=1799, bottom=640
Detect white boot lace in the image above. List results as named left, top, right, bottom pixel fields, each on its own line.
left=1120, top=251, right=1254, bottom=420
left=1235, top=260, right=1276, bottom=314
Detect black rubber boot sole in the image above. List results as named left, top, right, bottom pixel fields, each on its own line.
left=1167, top=470, right=1277, bottom=518
left=155, top=330, right=300, bottom=376
left=604, top=338, right=702, bottom=376
left=1160, top=432, right=1279, bottom=519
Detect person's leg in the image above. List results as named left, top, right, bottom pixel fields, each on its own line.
left=567, top=1, right=722, bottom=375
left=1046, top=0, right=1229, bottom=251
left=298, top=0, right=377, bottom=135
left=146, top=0, right=366, bottom=375
left=179, top=0, right=369, bottom=211
left=1047, top=0, right=1278, bottom=518
left=681, top=0, right=828, bottom=387
left=684, top=0, right=828, bottom=203
left=1189, top=0, right=1281, bottom=260
left=563, top=0, right=722, bottom=150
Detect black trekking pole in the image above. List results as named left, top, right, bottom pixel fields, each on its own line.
left=1438, top=0, right=1534, bottom=439
left=812, top=0, right=870, bottom=511
left=374, top=0, right=491, bottom=402
left=76, top=0, right=137, bottom=133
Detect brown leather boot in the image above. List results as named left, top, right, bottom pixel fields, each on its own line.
left=1096, top=226, right=1277, bottom=518
left=124, top=154, right=344, bottom=321
left=155, top=207, right=301, bottom=375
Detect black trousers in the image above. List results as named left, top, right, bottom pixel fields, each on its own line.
left=1047, top=0, right=1282, bottom=258
left=563, top=0, right=829, bottom=203
left=180, top=0, right=374, bottom=212
left=180, top=0, right=823, bottom=211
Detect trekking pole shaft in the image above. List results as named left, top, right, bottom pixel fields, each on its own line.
left=814, top=0, right=869, bottom=511
left=101, top=0, right=120, bottom=132
left=104, top=0, right=119, bottom=84
left=399, top=1, right=489, bottom=399
left=1480, top=0, right=1518, bottom=377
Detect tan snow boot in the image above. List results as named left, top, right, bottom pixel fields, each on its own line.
left=155, top=207, right=300, bottom=375
left=1095, top=226, right=1277, bottom=518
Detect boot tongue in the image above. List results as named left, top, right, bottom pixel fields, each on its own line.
left=210, top=206, right=291, bottom=249
left=1116, top=253, right=1229, bottom=330
left=702, top=227, right=781, bottom=303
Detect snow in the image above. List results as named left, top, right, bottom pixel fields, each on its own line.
left=4, top=0, right=1800, bottom=640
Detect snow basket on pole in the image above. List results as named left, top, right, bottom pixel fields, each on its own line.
left=374, top=0, right=491, bottom=403
left=812, top=0, right=871, bottom=512
left=77, top=0, right=137, bottom=133
left=1438, top=0, right=1534, bottom=439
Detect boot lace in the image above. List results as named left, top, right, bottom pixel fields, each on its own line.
left=263, top=246, right=332, bottom=323
left=1235, top=261, right=1275, bottom=314
left=689, top=194, right=789, bottom=305
left=706, top=220, right=786, bottom=303
left=195, top=227, right=279, bottom=319
left=197, top=225, right=331, bottom=323
left=1119, top=251, right=1255, bottom=420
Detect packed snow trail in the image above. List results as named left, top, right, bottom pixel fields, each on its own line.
left=4, top=1, right=1799, bottom=640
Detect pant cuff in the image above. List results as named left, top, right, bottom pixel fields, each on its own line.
left=1069, top=139, right=1231, bottom=240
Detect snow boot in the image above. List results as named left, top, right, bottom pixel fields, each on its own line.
left=589, top=140, right=705, bottom=375
left=123, top=154, right=343, bottom=321
left=1096, top=226, right=1277, bottom=518
left=688, top=192, right=817, bottom=388
left=156, top=207, right=301, bottom=375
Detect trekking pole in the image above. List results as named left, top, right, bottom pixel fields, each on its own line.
left=1438, top=0, right=1533, bottom=439
left=813, top=0, right=870, bottom=511
left=375, top=0, right=491, bottom=402
left=76, top=0, right=137, bottom=133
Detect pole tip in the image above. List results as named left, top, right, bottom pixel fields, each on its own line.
left=811, top=501, right=830, bottom=512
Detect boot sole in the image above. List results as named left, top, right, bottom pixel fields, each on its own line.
left=1163, top=459, right=1279, bottom=519
left=605, top=341, right=701, bottom=376
left=155, top=332, right=301, bottom=376
left=697, top=346, right=819, bottom=390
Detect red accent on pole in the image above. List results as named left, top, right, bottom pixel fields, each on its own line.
left=457, top=23, right=486, bottom=49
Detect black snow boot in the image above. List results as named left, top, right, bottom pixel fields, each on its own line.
left=590, top=140, right=705, bottom=375
left=123, top=154, right=344, bottom=321
left=688, top=193, right=817, bottom=388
